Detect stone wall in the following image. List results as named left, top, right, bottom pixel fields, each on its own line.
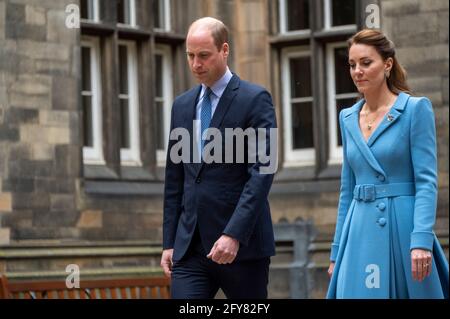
left=0, top=0, right=80, bottom=245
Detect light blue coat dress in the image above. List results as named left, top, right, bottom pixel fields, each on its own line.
left=327, top=92, right=449, bottom=299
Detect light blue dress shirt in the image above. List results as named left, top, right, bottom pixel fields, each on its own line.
left=195, top=67, right=233, bottom=159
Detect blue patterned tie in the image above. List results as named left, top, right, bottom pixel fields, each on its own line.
left=200, top=87, right=212, bottom=154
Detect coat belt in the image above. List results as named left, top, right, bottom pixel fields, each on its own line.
left=353, top=182, right=415, bottom=202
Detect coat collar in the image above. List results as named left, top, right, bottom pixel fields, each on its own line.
left=342, top=92, right=410, bottom=177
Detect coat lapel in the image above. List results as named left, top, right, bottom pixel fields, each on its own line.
left=367, top=92, right=410, bottom=146
left=195, top=74, right=240, bottom=177
left=343, top=100, right=387, bottom=177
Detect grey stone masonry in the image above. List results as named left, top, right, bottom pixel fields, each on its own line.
left=382, top=0, right=449, bottom=222
left=0, top=0, right=80, bottom=244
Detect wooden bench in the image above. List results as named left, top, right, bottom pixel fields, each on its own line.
left=0, top=274, right=170, bottom=299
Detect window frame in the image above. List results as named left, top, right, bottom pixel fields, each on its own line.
left=80, top=0, right=100, bottom=22
left=155, top=44, right=173, bottom=165
left=281, top=46, right=315, bottom=166
left=323, top=0, right=357, bottom=31
left=118, top=40, right=141, bottom=166
left=154, top=0, right=172, bottom=32
left=81, top=36, right=104, bottom=165
left=117, top=0, right=137, bottom=28
left=278, top=0, right=311, bottom=35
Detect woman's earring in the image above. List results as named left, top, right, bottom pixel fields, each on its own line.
left=385, top=70, right=390, bottom=79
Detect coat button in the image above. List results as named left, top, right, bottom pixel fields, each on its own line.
left=378, top=218, right=386, bottom=227
left=377, top=175, right=385, bottom=182
left=377, top=202, right=386, bottom=211
left=196, top=178, right=201, bottom=184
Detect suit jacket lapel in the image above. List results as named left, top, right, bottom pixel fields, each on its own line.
left=195, top=74, right=240, bottom=177
left=209, top=74, right=240, bottom=129
left=183, top=85, right=202, bottom=164
left=367, top=92, right=410, bottom=146
left=343, top=101, right=387, bottom=177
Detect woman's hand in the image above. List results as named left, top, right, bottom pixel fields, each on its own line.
left=328, top=262, right=335, bottom=278
left=411, top=248, right=432, bottom=281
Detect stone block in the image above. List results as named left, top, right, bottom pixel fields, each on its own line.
left=32, top=143, right=54, bottom=160
left=39, top=110, right=70, bottom=127
left=17, top=40, right=70, bottom=61
left=50, top=194, right=75, bottom=211
left=0, top=125, right=19, bottom=142
left=9, top=144, right=32, bottom=161
left=0, top=1, right=5, bottom=40
left=25, top=5, right=46, bottom=25
left=443, top=77, right=449, bottom=105
left=46, top=9, right=77, bottom=44
left=242, top=2, right=265, bottom=32
left=20, top=125, right=70, bottom=144
left=6, top=2, right=25, bottom=25
left=0, top=228, right=10, bottom=245
left=34, top=177, right=75, bottom=194
left=396, top=12, right=439, bottom=36
left=77, top=210, right=103, bottom=228
left=52, top=76, right=78, bottom=111
left=419, top=0, right=449, bottom=12
left=8, top=159, right=53, bottom=179
left=397, top=45, right=449, bottom=67
left=54, top=145, right=80, bottom=177
left=382, top=0, right=420, bottom=17
left=4, top=107, right=39, bottom=124
left=0, top=192, right=12, bottom=212
left=33, top=209, right=79, bottom=227
left=2, top=178, right=35, bottom=193
left=10, top=74, right=51, bottom=96
left=35, top=59, right=71, bottom=76
left=438, top=11, right=449, bottom=42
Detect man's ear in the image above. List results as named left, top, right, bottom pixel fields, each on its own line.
left=222, top=43, right=229, bottom=58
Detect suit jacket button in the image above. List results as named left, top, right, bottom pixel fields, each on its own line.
left=377, top=175, right=385, bottom=182
left=378, top=218, right=386, bottom=227
left=377, top=202, right=386, bottom=211
left=196, top=178, right=201, bottom=184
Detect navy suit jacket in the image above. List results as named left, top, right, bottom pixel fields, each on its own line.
left=163, top=74, right=277, bottom=262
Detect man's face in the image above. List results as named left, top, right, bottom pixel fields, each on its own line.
left=186, top=29, right=229, bottom=87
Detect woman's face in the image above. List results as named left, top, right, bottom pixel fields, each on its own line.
left=348, top=43, right=392, bottom=95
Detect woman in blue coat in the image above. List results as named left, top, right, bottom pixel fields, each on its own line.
left=327, top=29, right=449, bottom=299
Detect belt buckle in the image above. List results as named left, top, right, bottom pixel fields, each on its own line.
left=362, top=184, right=376, bottom=202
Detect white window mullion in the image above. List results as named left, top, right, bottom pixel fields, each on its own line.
left=119, top=41, right=141, bottom=166
left=281, top=46, right=315, bottom=166
left=92, top=0, right=100, bottom=22
left=155, top=45, right=173, bottom=165
left=81, top=37, right=104, bottom=165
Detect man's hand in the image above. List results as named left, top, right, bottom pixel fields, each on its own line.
left=207, top=235, right=240, bottom=264
left=160, top=249, right=174, bottom=278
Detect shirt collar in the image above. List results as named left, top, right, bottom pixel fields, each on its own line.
left=200, top=67, right=233, bottom=99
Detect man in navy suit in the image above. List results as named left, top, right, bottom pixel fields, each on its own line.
left=160, top=17, right=277, bottom=299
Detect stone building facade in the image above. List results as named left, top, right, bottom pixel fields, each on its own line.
left=0, top=0, right=448, bottom=298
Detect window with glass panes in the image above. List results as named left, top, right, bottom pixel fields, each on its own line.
left=154, top=0, right=171, bottom=31
left=276, top=0, right=358, bottom=170
left=324, top=0, right=356, bottom=29
left=80, top=0, right=99, bottom=21
left=155, top=45, right=173, bottom=164
left=81, top=38, right=103, bottom=164
left=117, top=0, right=136, bottom=26
left=118, top=41, right=141, bottom=165
left=279, top=0, right=310, bottom=33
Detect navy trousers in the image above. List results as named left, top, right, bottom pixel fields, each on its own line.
left=171, top=227, right=270, bottom=299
